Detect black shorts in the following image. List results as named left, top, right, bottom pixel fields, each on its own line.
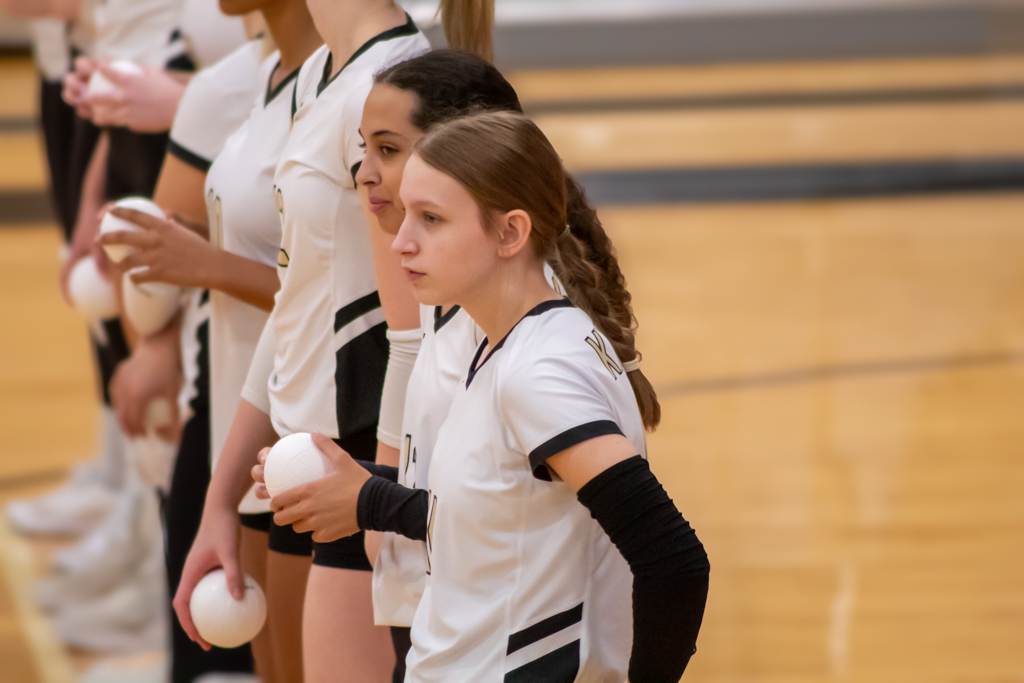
left=239, top=511, right=271, bottom=533
left=267, top=517, right=313, bottom=557
left=311, top=532, right=372, bottom=571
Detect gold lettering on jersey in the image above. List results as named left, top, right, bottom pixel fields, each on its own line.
left=585, top=329, right=623, bottom=378
left=425, top=494, right=438, bottom=575
left=278, top=249, right=290, bottom=268
left=403, top=434, right=412, bottom=477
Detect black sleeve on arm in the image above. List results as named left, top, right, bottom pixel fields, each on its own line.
left=576, top=455, right=710, bottom=683
left=356, top=476, right=428, bottom=541
left=354, top=459, right=398, bottom=482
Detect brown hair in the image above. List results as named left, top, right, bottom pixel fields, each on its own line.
left=439, top=0, right=495, bottom=63
left=416, top=111, right=661, bottom=430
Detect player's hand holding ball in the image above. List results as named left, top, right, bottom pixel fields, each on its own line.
left=253, top=432, right=370, bottom=543
left=86, top=59, right=188, bottom=132
left=98, top=205, right=217, bottom=290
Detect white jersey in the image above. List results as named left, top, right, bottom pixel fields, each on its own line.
left=265, top=18, right=429, bottom=439
left=373, top=305, right=481, bottom=626
left=407, top=300, right=642, bottom=682
left=205, top=52, right=297, bottom=511
left=180, top=0, right=246, bottom=69
left=169, top=39, right=262, bottom=174
left=93, top=0, right=186, bottom=67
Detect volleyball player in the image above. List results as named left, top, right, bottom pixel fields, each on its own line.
left=100, top=1, right=321, bottom=679
left=262, top=111, right=711, bottom=681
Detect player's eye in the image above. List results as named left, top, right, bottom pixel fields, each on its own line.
left=422, top=212, right=441, bottom=225
left=381, top=145, right=398, bottom=156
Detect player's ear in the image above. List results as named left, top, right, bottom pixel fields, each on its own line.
left=494, top=209, right=532, bottom=259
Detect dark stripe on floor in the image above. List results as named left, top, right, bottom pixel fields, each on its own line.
left=577, top=159, right=1024, bottom=205
left=659, top=350, right=1024, bottom=397
left=0, top=191, right=54, bottom=224
left=424, top=5, right=1024, bottom=70
left=526, top=84, right=1024, bottom=116
left=0, top=117, right=37, bottom=133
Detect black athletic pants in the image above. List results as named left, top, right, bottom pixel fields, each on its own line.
left=162, top=319, right=254, bottom=682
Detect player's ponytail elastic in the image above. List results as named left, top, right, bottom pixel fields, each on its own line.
left=416, top=111, right=661, bottom=430
left=439, top=0, right=495, bottom=63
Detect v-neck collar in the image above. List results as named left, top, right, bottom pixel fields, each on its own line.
left=265, top=60, right=301, bottom=107
left=434, top=305, right=461, bottom=333
left=316, top=13, right=418, bottom=97
left=465, top=298, right=574, bottom=388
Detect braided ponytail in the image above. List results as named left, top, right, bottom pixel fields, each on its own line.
left=416, top=111, right=661, bottom=430
left=557, top=177, right=661, bottom=430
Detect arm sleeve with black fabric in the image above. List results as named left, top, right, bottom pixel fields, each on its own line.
left=355, top=476, right=428, bottom=542
left=354, top=460, right=398, bottom=482
left=576, top=455, right=710, bottom=683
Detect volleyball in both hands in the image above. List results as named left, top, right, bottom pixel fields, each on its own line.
left=87, top=59, right=143, bottom=97
left=122, top=270, right=182, bottom=336
left=263, top=433, right=331, bottom=498
left=189, top=570, right=266, bottom=649
left=68, top=256, right=117, bottom=320
left=99, top=196, right=164, bottom=264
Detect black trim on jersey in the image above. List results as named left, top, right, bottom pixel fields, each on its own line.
left=350, top=160, right=362, bottom=187
left=466, top=298, right=574, bottom=388
left=291, top=82, right=298, bottom=121
left=166, top=139, right=212, bottom=174
left=199, top=289, right=210, bottom=306
left=266, top=62, right=302, bottom=107
left=434, top=305, right=461, bottom=332
left=169, top=28, right=182, bottom=43
left=507, top=603, right=583, bottom=655
left=335, top=321, right=389, bottom=440
left=165, top=53, right=196, bottom=73
left=504, top=640, right=580, bottom=683
left=528, top=420, right=624, bottom=476
left=316, top=13, right=419, bottom=97
left=334, top=291, right=382, bottom=333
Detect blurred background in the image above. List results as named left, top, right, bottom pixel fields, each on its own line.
left=1, top=0, right=1023, bottom=681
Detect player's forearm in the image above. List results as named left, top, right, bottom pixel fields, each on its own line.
left=70, top=132, right=109, bottom=255
left=207, top=399, right=279, bottom=513
left=204, top=251, right=279, bottom=311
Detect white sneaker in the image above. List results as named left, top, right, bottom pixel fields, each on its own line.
left=52, top=475, right=159, bottom=575
left=51, top=543, right=168, bottom=654
left=6, top=464, right=118, bottom=537
left=36, top=485, right=161, bottom=613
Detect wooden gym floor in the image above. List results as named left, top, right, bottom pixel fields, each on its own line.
left=2, top=51, right=1024, bottom=682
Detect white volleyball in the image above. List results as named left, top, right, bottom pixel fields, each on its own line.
left=122, top=270, right=182, bottom=336
left=263, top=433, right=330, bottom=498
left=190, top=570, right=266, bottom=649
left=87, top=59, right=143, bottom=97
left=68, top=256, right=117, bottom=320
left=99, top=197, right=164, bottom=263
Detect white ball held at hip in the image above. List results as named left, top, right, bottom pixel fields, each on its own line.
left=263, top=433, right=330, bottom=498
left=122, top=270, right=182, bottom=336
left=87, top=59, right=144, bottom=97
left=99, top=197, right=164, bottom=264
left=190, top=569, right=267, bottom=649
left=68, top=256, right=117, bottom=320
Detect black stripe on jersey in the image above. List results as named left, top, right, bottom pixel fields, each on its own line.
left=199, top=289, right=210, bottom=306
left=434, top=305, right=461, bottom=332
left=291, top=82, right=298, bottom=121
left=167, top=140, right=211, bottom=173
left=528, top=420, right=624, bottom=474
left=317, top=13, right=420, bottom=97
left=165, top=53, right=196, bottom=73
left=335, top=321, right=388, bottom=441
left=334, top=291, right=382, bottom=333
left=467, top=299, right=574, bottom=388
left=504, top=640, right=580, bottom=683
left=266, top=62, right=302, bottom=107
left=350, top=161, right=362, bottom=187
left=507, top=603, right=583, bottom=655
